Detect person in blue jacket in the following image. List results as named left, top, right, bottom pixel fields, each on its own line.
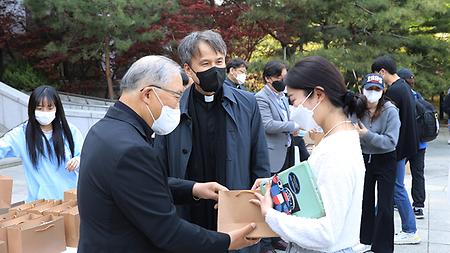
left=0, top=85, right=83, bottom=201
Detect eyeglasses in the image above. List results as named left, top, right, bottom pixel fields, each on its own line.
left=140, top=85, right=183, bottom=101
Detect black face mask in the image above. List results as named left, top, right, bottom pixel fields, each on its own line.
left=193, top=66, right=226, bottom=93
left=272, top=80, right=286, bottom=92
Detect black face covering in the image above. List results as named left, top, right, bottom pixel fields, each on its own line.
left=193, top=66, right=226, bottom=93
left=272, top=80, right=286, bottom=92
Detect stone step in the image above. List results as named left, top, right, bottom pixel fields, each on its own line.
left=0, top=157, right=22, bottom=170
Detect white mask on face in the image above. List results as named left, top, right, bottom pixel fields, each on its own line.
left=236, top=73, right=246, bottom=85
left=146, top=90, right=180, bottom=135
left=290, top=91, right=321, bottom=131
left=35, top=110, right=56, bottom=126
left=363, top=89, right=383, bottom=103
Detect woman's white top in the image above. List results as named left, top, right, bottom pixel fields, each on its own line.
left=265, top=130, right=365, bottom=252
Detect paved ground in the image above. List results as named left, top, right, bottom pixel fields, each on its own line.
left=1, top=125, right=449, bottom=252
left=393, top=127, right=450, bottom=253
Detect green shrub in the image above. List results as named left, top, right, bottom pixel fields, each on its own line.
left=1, top=62, right=50, bottom=91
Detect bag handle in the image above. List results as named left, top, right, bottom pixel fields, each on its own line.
left=234, top=190, right=257, bottom=197
left=35, top=224, right=54, bottom=232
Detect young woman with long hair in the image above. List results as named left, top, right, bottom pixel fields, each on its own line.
left=251, top=56, right=366, bottom=253
left=0, top=85, right=83, bottom=201
left=352, top=74, right=400, bottom=253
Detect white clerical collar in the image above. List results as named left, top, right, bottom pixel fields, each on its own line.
left=204, top=95, right=214, bottom=103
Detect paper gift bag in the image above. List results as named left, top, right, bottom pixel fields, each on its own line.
left=0, top=240, right=6, bottom=253
left=0, top=212, right=19, bottom=223
left=7, top=215, right=66, bottom=253
left=26, top=200, right=62, bottom=215
left=61, top=206, right=79, bottom=247
left=43, top=200, right=77, bottom=216
left=63, top=189, right=77, bottom=202
left=0, top=176, right=13, bottom=209
left=0, top=214, right=42, bottom=251
left=218, top=190, right=278, bottom=238
left=9, top=200, right=46, bottom=215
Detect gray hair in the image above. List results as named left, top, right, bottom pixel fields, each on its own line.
left=178, top=30, right=227, bottom=65
left=120, top=55, right=181, bottom=91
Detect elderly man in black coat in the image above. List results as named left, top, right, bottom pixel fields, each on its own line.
left=77, top=55, right=258, bottom=253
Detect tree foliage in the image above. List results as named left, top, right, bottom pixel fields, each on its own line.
left=241, top=0, right=449, bottom=97
left=0, top=0, right=448, bottom=98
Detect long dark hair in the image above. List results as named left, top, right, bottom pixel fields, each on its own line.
left=369, top=94, right=389, bottom=121
left=284, top=56, right=367, bottom=118
left=26, top=85, right=75, bottom=168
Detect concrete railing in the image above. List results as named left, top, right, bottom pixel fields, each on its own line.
left=0, top=81, right=113, bottom=137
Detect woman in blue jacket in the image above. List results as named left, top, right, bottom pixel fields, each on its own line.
left=0, top=85, right=83, bottom=201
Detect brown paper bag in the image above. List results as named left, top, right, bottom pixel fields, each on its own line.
left=0, top=176, right=13, bottom=209
left=9, top=200, right=46, bottom=215
left=0, top=214, right=42, bottom=251
left=7, top=215, right=66, bottom=253
left=26, top=200, right=62, bottom=215
left=43, top=200, right=77, bottom=216
left=0, top=240, right=6, bottom=253
left=63, top=189, right=77, bottom=202
left=0, top=212, right=20, bottom=223
left=218, top=190, right=278, bottom=238
left=61, top=206, right=79, bottom=247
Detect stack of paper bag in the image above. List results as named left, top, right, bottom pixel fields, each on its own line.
left=0, top=177, right=12, bottom=209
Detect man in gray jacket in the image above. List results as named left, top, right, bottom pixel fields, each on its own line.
left=255, top=61, right=299, bottom=174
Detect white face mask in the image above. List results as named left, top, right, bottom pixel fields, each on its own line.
left=290, top=91, right=321, bottom=131
left=35, top=110, right=56, bottom=126
left=236, top=73, right=246, bottom=85
left=363, top=89, right=383, bottom=103
left=146, top=90, right=180, bottom=135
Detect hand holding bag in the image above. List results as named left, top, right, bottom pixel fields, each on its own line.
left=217, top=190, right=278, bottom=238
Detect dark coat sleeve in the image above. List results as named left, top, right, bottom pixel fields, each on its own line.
left=110, top=145, right=229, bottom=253
left=167, top=177, right=197, bottom=205
left=249, top=98, right=271, bottom=182
left=155, top=135, right=197, bottom=205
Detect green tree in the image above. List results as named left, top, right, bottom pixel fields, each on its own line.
left=24, top=0, right=174, bottom=99
left=242, top=0, right=449, bottom=96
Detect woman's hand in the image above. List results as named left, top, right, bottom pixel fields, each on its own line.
left=66, top=157, right=80, bottom=172
left=308, top=129, right=324, bottom=145
left=251, top=178, right=270, bottom=191
left=354, top=121, right=368, bottom=136
left=249, top=186, right=273, bottom=217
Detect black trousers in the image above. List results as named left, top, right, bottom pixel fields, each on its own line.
left=407, top=148, right=426, bottom=208
left=360, top=151, right=396, bottom=253
left=293, top=136, right=310, bottom=162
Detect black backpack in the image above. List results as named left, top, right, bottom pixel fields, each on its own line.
left=415, top=95, right=439, bottom=142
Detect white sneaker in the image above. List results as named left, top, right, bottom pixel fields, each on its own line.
left=394, top=231, right=421, bottom=245
left=352, top=243, right=371, bottom=253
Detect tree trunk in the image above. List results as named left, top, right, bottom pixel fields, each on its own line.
left=104, top=35, right=114, bottom=99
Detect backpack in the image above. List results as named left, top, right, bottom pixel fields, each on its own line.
left=414, top=93, right=439, bottom=142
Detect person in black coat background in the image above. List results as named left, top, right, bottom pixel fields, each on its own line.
left=372, top=55, right=421, bottom=245
left=77, top=55, right=258, bottom=253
